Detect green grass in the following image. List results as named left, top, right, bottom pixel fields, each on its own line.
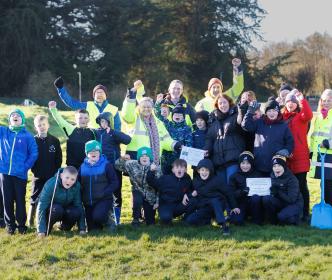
left=0, top=102, right=332, bottom=279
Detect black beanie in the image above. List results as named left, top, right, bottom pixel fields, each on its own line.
left=272, top=155, right=287, bottom=169
left=172, top=104, right=186, bottom=117
left=197, top=159, right=214, bottom=174
left=195, top=110, right=209, bottom=124
left=265, top=97, right=280, bottom=113
left=279, top=82, right=293, bottom=92
left=239, top=151, right=254, bottom=166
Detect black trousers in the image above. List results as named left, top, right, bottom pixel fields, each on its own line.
left=113, top=170, right=122, bottom=208
left=132, top=190, right=156, bottom=225
left=0, top=174, right=27, bottom=230
left=324, top=179, right=332, bottom=206
left=48, top=204, right=81, bottom=233
left=30, top=177, right=48, bottom=205
left=294, top=172, right=310, bottom=217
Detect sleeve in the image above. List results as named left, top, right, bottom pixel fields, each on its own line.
left=203, top=126, right=215, bottom=152
left=55, top=138, right=62, bottom=170
left=241, top=112, right=258, bottom=133
left=114, top=130, right=132, bottom=145
left=223, top=71, right=244, bottom=101
left=186, top=103, right=196, bottom=124
left=154, top=101, right=164, bottom=121
left=228, top=175, right=242, bottom=199
left=113, top=111, right=122, bottom=131
left=72, top=183, right=86, bottom=231
left=195, top=99, right=205, bottom=112
left=159, top=122, right=177, bottom=152
left=146, top=170, right=161, bottom=191
left=114, top=158, right=127, bottom=173
left=49, top=108, right=75, bottom=137
left=277, top=176, right=300, bottom=204
left=105, top=163, right=119, bottom=193
left=36, top=180, right=54, bottom=233
left=223, top=186, right=238, bottom=209
left=121, top=98, right=137, bottom=124
left=298, top=99, right=313, bottom=122
left=57, top=87, right=87, bottom=110
left=308, top=117, right=317, bottom=153
left=24, top=135, right=38, bottom=171
left=284, top=126, right=295, bottom=154
left=184, top=127, right=193, bottom=147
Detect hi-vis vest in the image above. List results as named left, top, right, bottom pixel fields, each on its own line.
left=86, top=101, right=118, bottom=129
left=121, top=99, right=175, bottom=154
left=309, top=110, right=332, bottom=178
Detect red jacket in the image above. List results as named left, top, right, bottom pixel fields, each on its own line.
left=282, top=99, right=313, bottom=174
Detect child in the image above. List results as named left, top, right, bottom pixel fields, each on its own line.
left=228, top=151, right=262, bottom=224
left=95, top=112, right=131, bottom=224
left=36, top=166, right=86, bottom=237
left=156, top=103, right=193, bottom=174
left=79, top=140, right=119, bottom=231
left=262, top=155, right=303, bottom=225
left=241, top=97, right=294, bottom=176
left=49, top=101, right=95, bottom=169
left=115, top=147, right=162, bottom=226
left=29, top=115, right=62, bottom=227
left=192, top=110, right=209, bottom=150
left=160, top=104, right=170, bottom=119
left=0, top=109, right=38, bottom=234
left=147, top=159, right=194, bottom=225
left=185, top=159, right=240, bottom=235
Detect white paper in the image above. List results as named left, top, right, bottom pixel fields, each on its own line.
left=246, top=178, right=271, bottom=196
left=180, top=146, right=205, bottom=166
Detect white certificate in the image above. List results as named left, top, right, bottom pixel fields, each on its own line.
left=246, top=178, right=271, bottom=196
left=180, top=146, right=205, bottom=166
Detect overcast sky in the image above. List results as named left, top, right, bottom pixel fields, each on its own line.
left=252, top=0, right=332, bottom=49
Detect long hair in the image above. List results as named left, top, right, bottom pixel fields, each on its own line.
left=317, top=89, right=332, bottom=112
left=213, top=93, right=235, bottom=110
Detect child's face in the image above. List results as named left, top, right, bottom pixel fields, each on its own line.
left=196, top=118, right=206, bottom=130
left=198, top=167, right=210, bottom=180
left=100, top=119, right=109, bottom=129
left=266, top=109, right=278, bottom=120
left=94, top=89, right=107, bottom=103
left=87, top=150, right=100, bottom=164
left=172, top=165, right=187, bottom=178
left=240, top=160, right=251, bottom=172
left=75, top=113, right=89, bottom=128
left=285, top=101, right=298, bottom=112
left=217, top=97, right=230, bottom=113
left=161, top=106, right=170, bottom=118
left=253, top=109, right=262, bottom=120
left=35, top=120, right=49, bottom=135
left=139, top=155, right=151, bottom=166
left=60, top=171, right=77, bottom=189
left=273, top=164, right=284, bottom=177
left=211, top=84, right=222, bottom=97
left=172, top=113, right=184, bottom=123
left=9, top=113, right=22, bottom=127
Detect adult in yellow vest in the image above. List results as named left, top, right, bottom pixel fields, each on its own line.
left=121, top=85, right=180, bottom=163
left=195, top=58, right=244, bottom=113
left=309, top=89, right=332, bottom=205
left=53, top=77, right=120, bottom=130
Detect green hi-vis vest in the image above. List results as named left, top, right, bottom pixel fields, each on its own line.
left=86, top=101, right=118, bottom=129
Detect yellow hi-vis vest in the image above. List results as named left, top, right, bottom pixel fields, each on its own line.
left=309, top=110, right=332, bottom=178
left=86, top=101, right=118, bottom=129
left=121, top=98, right=175, bottom=153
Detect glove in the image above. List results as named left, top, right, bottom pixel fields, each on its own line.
left=126, top=87, right=137, bottom=99
left=174, top=141, right=182, bottom=152
left=309, top=152, right=313, bottom=159
left=243, top=187, right=250, bottom=194
left=247, top=101, right=260, bottom=114
left=276, top=149, right=289, bottom=157
left=322, top=139, right=330, bottom=149
left=270, top=185, right=278, bottom=196
left=54, top=77, right=64, bottom=89
left=238, top=101, right=249, bottom=115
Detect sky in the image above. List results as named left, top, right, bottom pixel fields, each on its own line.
left=252, top=0, right=332, bottom=49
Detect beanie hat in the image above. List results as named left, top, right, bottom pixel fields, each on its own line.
left=279, top=83, right=293, bottom=93
left=265, top=97, right=280, bottom=113
left=208, top=78, right=223, bottom=92
left=197, top=159, right=214, bottom=174
left=85, top=140, right=102, bottom=155
left=239, top=151, right=254, bottom=166
left=272, top=155, right=287, bottom=169
left=96, top=112, right=114, bottom=129
left=8, top=109, right=26, bottom=126
left=285, top=92, right=299, bottom=106
left=137, top=146, right=153, bottom=161
left=93, top=84, right=108, bottom=97
left=195, top=110, right=209, bottom=124
left=172, top=104, right=186, bottom=117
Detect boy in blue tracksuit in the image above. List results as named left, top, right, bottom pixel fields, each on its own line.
left=0, top=109, right=38, bottom=234
left=94, top=112, right=131, bottom=224
left=78, top=140, right=119, bottom=231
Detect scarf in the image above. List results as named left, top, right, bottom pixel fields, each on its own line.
left=9, top=125, right=25, bottom=133
left=321, top=108, right=329, bottom=119
left=142, top=115, right=160, bottom=164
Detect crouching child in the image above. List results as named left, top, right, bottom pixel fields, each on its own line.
left=185, top=159, right=240, bottom=235
left=147, top=159, right=195, bottom=225
left=36, top=166, right=86, bottom=237
left=115, top=147, right=161, bottom=226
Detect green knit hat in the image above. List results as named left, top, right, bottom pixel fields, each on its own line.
left=85, top=140, right=102, bottom=155
left=137, top=146, right=153, bottom=161
left=8, top=109, right=26, bottom=126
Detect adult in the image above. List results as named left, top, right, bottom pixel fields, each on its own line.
left=276, top=82, right=293, bottom=107
left=281, top=89, right=313, bottom=221
left=155, top=80, right=196, bottom=126
left=53, top=77, right=121, bottom=130
left=204, top=94, right=246, bottom=185
left=309, top=89, right=332, bottom=206
left=121, top=86, right=181, bottom=163
left=195, top=58, right=244, bottom=113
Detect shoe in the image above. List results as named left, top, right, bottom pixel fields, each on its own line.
left=6, top=227, right=15, bottom=235
left=18, top=226, right=27, bottom=234
left=131, top=219, right=140, bottom=228
left=221, top=223, right=230, bottom=236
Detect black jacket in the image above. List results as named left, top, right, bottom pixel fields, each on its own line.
left=205, top=107, right=246, bottom=168
left=31, top=134, right=62, bottom=180
left=193, top=175, right=237, bottom=209
left=147, top=171, right=192, bottom=204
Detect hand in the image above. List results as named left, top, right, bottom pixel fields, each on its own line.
left=150, top=163, right=157, bottom=172
left=192, top=190, right=197, bottom=197
left=54, top=76, right=64, bottom=89
left=174, top=141, right=182, bottom=152
left=321, top=140, right=330, bottom=149
left=182, top=194, right=189, bottom=206
left=230, top=208, right=241, bottom=215
left=48, top=101, right=57, bottom=109
left=156, top=93, right=164, bottom=103
left=292, top=89, right=304, bottom=101
left=153, top=203, right=159, bottom=210
left=134, top=80, right=143, bottom=90
left=232, top=58, right=241, bottom=67
left=79, top=230, right=87, bottom=235
left=38, top=232, right=46, bottom=238
left=127, top=87, right=137, bottom=99
left=134, top=80, right=145, bottom=97
left=122, top=154, right=131, bottom=161
left=204, top=150, right=209, bottom=157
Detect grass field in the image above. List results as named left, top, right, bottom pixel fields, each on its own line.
left=0, top=102, right=332, bottom=279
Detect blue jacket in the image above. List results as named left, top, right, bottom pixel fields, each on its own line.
left=0, top=126, right=38, bottom=180
left=192, top=128, right=208, bottom=150
left=162, top=120, right=193, bottom=147
left=242, top=113, right=294, bottom=173
left=94, top=129, right=131, bottom=163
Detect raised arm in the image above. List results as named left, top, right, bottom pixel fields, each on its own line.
left=223, top=58, right=244, bottom=101
left=49, top=101, right=75, bottom=137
